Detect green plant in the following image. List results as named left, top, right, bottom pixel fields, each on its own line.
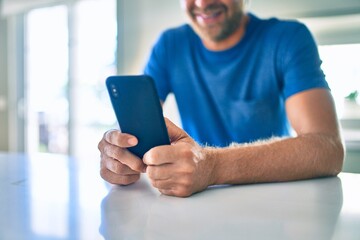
left=345, top=90, right=359, bottom=102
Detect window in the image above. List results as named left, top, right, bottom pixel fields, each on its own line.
left=26, top=5, right=69, bottom=154
left=25, top=0, right=117, bottom=157
left=318, top=44, right=360, bottom=119
left=319, top=43, right=360, bottom=155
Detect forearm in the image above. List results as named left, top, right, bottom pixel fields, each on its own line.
left=206, top=133, right=344, bottom=185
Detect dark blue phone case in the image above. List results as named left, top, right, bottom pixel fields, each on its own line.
left=106, top=75, right=170, bottom=158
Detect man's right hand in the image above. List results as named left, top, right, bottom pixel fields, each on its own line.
left=98, top=130, right=146, bottom=185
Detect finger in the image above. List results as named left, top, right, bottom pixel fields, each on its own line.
left=102, top=156, right=138, bottom=175
left=100, top=167, right=140, bottom=185
left=150, top=178, right=174, bottom=190
left=143, top=141, right=195, bottom=166
left=157, top=186, right=191, bottom=198
left=164, top=118, right=189, bottom=143
left=104, top=129, right=138, bottom=148
left=103, top=144, right=146, bottom=173
left=158, top=188, right=175, bottom=196
left=143, top=145, right=175, bottom=166
left=159, top=186, right=192, bottom=198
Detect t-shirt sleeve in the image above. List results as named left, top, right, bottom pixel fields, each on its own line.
left=278, top=23, right=329, bottom=99
left=143, top=32, right=171, bottom=102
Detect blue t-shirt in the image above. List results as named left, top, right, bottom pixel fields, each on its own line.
left=144, top=13, right=329, bottom=147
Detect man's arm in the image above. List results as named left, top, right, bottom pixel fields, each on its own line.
left=208, top=88, right=344, bottom=185
left=143, top=88, right=344, bottom=197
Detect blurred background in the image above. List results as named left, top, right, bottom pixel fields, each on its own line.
left=0, top=0, right=359, bottom=172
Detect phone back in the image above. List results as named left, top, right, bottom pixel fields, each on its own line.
left=106, top=75, right=170, bottom=158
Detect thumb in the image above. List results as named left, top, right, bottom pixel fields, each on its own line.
left=164, top=117, right=191, bottom=143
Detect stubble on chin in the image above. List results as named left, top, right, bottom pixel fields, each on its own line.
left=187, top=5, right=244, bottom=43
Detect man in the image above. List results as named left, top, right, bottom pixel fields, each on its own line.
left=98, top=0, right=344, bottom=197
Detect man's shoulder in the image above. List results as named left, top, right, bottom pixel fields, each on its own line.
left=248, top=13, right=311, bottom=45
left=154, top=24, right=195, bottom=49
left=161, top=24, right=193, bottom=38
left=252, top=13, right=308, bottom=34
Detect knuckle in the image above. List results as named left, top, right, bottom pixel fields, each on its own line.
left=143, top=150, right=156, bottom=165
left=180, top=146, right=195, bottom=160
left=100, top=167, right=138, bottom=185
left=159, top=188, right=172, bottom=196
left=150, top=179, right=159, bottom=188
left=100, top=167, right=114, bottom=184
left=179, top=162, right=195, bottom=175
left=97, top=139, right=104, bottom=151
left=104, top=144, right=124, bottom=160
left=105, top=130, right=129, bottom=147
left=175, top=186, right=192, bottom=198
left=119, top=174, right=140, bottom=185
left=111, top=160, right=125, bottom=174
left=99, top=167, right=108, bottom=180
left=181, top=177, right=192, bottom=188
left=132, top=158, right=144, bottom=170
left=185, top=164, right=195, bottom=174
left=104, top=130, right=115, bottom=142
left=146, top=166, right=156, bottom=178
left=179, top=150, right=197, bottom=171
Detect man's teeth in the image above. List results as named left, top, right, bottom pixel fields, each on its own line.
left=200, top=11, right=221, bottom=19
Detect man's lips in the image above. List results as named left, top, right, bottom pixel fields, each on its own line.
left=194, top=9, right=224, bottom=24
left=195, top=9, right=222, bottom=19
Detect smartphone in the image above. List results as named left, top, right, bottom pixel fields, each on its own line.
left=106, top=75, right=170, bottom=158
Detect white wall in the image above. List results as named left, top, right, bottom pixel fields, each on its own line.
left=249, top=0, right=360, bottom=18
left=0, top=17, right=9, bottom=150
left=118, top=0, right=184, bottom=75
left=248, top=0, right=360, bottom=45
left=117, top=0, right=185, bottom=125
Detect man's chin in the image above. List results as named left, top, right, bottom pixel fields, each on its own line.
left=192, top=24, right=223, bottom=41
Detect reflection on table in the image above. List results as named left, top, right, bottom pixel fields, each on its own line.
left=0, top=153, right=107, bottom=240
left=1, top=152, right=360, bottom=240
left=100, top=175, right=360, bottom=240
left=100, top=175, right=350, bottom=240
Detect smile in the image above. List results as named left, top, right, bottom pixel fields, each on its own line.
left=194, top=9, right=224, bottom=25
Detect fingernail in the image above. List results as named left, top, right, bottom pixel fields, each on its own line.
left=128, top=137, right=138, bottom=146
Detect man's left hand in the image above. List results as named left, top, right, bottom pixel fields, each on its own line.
left=143, top=118, right=216, bottom=197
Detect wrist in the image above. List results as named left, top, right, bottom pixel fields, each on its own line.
left=202, top=147, right=220, bottom=186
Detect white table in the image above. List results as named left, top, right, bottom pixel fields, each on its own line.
left=0, top=152, right=359, bottom=240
